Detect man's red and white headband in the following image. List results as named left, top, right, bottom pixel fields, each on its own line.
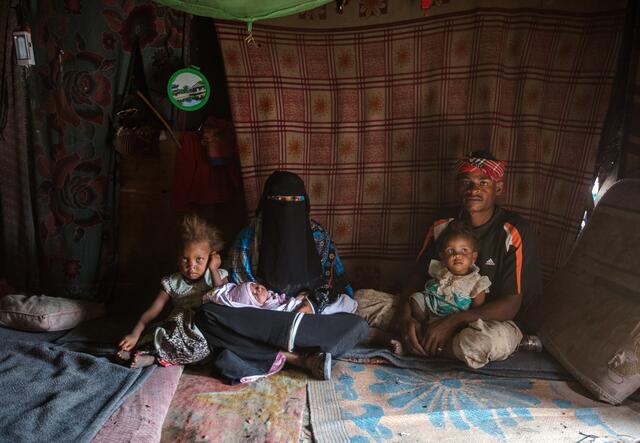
left=456, top=155, right=505, bottom=181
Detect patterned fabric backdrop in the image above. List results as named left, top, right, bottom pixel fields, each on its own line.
left=215, top=1, right=626, bottom=292
left=20, top=0, right=185, bottom=299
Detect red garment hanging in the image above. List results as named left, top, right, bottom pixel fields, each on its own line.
left=170, top=132, right=235, bottom=211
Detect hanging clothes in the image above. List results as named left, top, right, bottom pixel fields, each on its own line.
left=202, top=116, right=236, bottom=166
left=170, top=131, right=236, bottom=211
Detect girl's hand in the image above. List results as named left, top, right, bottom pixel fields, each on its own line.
left=118, top=333, right=140, bottom=352
left=208, top=251, right=221, bottom=272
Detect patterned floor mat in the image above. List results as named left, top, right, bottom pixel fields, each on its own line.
left=309, top=361, right=640, bottom=442
left=94, top=366, right=183, bottom=443
left=161, top=365, right=308, bottom=442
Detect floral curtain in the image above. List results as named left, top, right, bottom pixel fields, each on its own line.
left=0, top=2, right=40, bottom=291
left=24, top=0, right=185, bottom=300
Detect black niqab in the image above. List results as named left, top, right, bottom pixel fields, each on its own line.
left=257, top=171, right=323, bottom=295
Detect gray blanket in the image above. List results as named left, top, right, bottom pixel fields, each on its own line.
left=340, top=346, right=571, bottom=380
left=0, top=324, right=152, bottom=443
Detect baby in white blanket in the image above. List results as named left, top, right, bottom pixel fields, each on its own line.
left=204, top=281, right=357, bottom=315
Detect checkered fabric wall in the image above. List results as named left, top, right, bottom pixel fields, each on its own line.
left=215, top=3, right=625, bottom=291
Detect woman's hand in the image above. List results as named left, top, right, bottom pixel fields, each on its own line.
left=118, top=333, right=140, bottom=352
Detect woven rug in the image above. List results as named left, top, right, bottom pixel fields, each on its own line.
left=161, top=365, right=308, bottom=442
left=93, top=366, right=183, bottom=443
left=309, top=361, right=640, bottom=442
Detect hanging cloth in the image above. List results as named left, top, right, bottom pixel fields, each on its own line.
left=170, top=132, right=235, bottom=211
left=201, top=116, right=236, bottom=166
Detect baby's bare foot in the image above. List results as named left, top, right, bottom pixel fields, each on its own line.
left=297, top=299, right=314, bottom=314
left=130, top=352, right=156, bottom=368
left=390, top=339, right=404, bottom=356
left=116, top=349, right=131, bottom=363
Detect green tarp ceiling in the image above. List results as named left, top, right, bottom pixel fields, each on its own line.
left=152, top=0, right=333, bottom=27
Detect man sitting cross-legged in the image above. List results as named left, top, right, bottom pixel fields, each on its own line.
left=356, top=150, right=543, bottom=368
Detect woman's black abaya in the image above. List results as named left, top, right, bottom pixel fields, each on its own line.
left=195, top=303, right=368, bottom=384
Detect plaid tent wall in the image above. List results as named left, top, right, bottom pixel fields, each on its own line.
left=215, top=1, right=626, bottom=292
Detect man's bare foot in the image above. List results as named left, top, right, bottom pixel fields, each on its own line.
left=390, top=339, right=404, bottom=356
left=116, top=349, right=131, bottom=363
left=130, top=352, right=156, bottom=368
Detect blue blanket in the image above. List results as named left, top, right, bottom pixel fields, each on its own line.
left=0, top=324, right=152, bottom=443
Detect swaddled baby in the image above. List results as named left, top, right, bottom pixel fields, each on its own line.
left=204, top=281, right=357, bottom=315
left=204, top=281, right=305, bottom=312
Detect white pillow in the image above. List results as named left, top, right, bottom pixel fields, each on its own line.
left=0, top=294, right=105, bottom=332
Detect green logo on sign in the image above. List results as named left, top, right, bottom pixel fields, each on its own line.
left=167, top=67, right=211, bottom=111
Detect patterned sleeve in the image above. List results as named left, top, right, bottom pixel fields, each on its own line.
left=330, top=242, right=354, bottom=296
left=226, top=225, right=256, bottom=284
left=311, top=221, right=353, bottom=297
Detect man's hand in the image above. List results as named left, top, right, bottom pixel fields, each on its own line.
left=420, top=315, right=461, bottom=356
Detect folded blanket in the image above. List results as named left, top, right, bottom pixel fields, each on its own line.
left=340, top=346, right=571, bottom=380
left=0, top=327, right=152, bottom=443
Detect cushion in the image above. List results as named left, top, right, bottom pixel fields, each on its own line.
left=539, top=179, right=640, bottom=405
left=0, top=294, right=105, bottom=332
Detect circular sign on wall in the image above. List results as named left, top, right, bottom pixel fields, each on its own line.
left=167, top=67, right=211, bottom=111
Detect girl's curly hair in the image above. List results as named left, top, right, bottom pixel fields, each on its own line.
left=181, top=213, right=224, bottom=252
left=436, top=220, right=478, bottom=254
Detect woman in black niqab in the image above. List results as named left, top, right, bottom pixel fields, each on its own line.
left=194, top=170, right=366, bottom=384
left=257, top=171, right=323, bottom=296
